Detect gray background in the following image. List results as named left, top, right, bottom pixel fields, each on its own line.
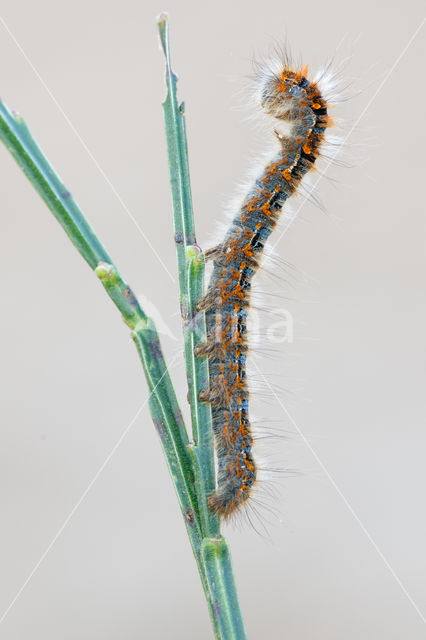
left=0, top=0, right=425, bottom=638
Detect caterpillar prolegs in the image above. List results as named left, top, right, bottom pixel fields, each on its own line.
left=196, top=61, right=333, bottom=518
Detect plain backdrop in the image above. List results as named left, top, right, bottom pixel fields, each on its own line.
left=0, top=0, right=425, bottom=638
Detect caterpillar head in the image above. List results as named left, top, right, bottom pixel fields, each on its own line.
left=260, top=66, right=315, bottom=121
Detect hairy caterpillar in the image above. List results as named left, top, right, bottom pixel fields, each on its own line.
left=196, top=59, right=333, bottom=518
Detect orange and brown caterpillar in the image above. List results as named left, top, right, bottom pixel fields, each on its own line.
left=196, top=63, right=332, bottom=518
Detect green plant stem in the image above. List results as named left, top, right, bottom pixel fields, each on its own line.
left=185, top=248, right=218, bottom=537
left=202, top=538, right=248, bottom=639
left=0, top=99, right=203, bottom=562
left=0, top=102, right=111, bottom=270
left=158, top=10, right=218, bottom=538
left=158, top=13, right=247, bottom=640
left=157, top=14, right=196, bottom=294
left=95, top=262, right=200, bottom=535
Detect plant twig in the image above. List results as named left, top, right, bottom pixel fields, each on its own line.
left=158, top=9, right=218, bottom=539
left=158, top=13, right=247, bottom=639
left=0, top=103, right=111, bottom=269
left=0, top=97, right=202, bottom=560
left=202, top=538, right=248, bottom=639
left=185, top=247, right=218, bottom=536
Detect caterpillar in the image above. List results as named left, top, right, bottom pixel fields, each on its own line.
left=196, top=59, right=333, bottom=518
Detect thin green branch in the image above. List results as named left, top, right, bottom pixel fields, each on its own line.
left=0, top=98, right=202, bottom=554
left=157, top=14, right=196, bottom=293
left=158, top=14, right=248, bottom=640
left=202, top=538, right=248, bottom=639
left=185, top=247, right=218, bottom=537
left=157, top=10, right=218, bottom=537
left=95, top=263, right=200, bottom=536
left=0, top=101, right=111, bottom=269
